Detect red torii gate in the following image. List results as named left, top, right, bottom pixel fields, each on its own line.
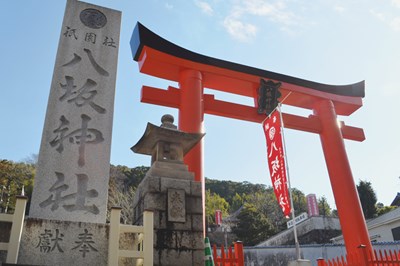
left=130, top=22, right=372, bottom=256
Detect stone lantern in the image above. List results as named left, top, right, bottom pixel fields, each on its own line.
left=131, top=114, right=205, bottom=265
left=131, top=114, right=204, bottom=166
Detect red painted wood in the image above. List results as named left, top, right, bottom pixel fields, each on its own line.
left=314, top=100, right=372, bottom=258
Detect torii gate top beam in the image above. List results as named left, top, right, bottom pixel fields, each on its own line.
left=131, top=22, right=364, bottom=116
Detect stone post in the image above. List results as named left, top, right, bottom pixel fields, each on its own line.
left=131, top=115, right=205, bottom=265
left=30, top=0, right=121, bottom=223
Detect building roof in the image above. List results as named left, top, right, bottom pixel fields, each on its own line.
left=390, top=192, right=400, bottom=206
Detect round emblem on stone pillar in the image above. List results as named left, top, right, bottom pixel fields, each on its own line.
left=80, top=8, right=107, bottom=29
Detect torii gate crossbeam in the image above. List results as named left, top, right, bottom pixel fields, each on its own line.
left=130, top=22, right=371, bottom=256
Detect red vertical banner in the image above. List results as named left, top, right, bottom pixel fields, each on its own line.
left=306, top=194, right=319, bottom=217
left=262, top=110, right=291, bottom=217
left=215, top=210, right=222, bottom=226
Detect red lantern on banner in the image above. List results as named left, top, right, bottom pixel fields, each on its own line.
left=262, top=109, right=291, bottom=217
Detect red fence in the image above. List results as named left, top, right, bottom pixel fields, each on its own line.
left=212, top=241, right=244, bottom=266
left=317, top=245, right=400, bottom=266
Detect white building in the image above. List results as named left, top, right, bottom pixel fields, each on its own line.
left=331, top=207, right=400, bottom=243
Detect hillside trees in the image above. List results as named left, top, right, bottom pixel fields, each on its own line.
left=232, top=203, right=274, bottom=245
left=0, top=159, right=35, bottom=213
left=205, top=189, right=229, bottom=225
left=107, top=165, right=149, bottom=224
left=3, top=158, right=394, bottom=245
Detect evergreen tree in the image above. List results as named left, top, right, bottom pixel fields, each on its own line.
left=318, top=196, right=332, bottom=216
left=357, top=180, right=377, bottom=219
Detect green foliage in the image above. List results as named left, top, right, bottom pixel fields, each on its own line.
left=290, top=188, right=308, bottom=215
left=205, top=178, right=266, bottom=206
left=318, top=196, right=332, bottom=216
left=123, top=166, right=149, bottom=188
left=109, top=165, right=149, bottom=189
left=230, top=193, right=247, bottom=212
left=246, top=189, right=285, bottom=232
left=233, top=203, right=274, bottom=245
left=376, top=203, right=396, bottom=216
left=205, top=189, right=229, bottom=225
left=357, top=180, right=377, bottom=219
left=0, top=159, right=35, bottom=213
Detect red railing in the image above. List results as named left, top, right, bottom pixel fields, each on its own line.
left=317, top=245, right=400, bottom=266
left=212, top=241, right=244, bottom=266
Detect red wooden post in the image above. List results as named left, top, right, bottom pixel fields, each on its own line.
left=178, top=69, right=205, bottom=235
left=357, top=245, right=369, bottom=266
left=314, top=99, right=372, bottom=257
left=317, top=258, right=327, bottom=266
left=221, top=244, right=226, bottom=265
left=213, top=244, right=218, bottom=263
left=178, top=69, right=204, bottom=181
left=234, top=241, right=244, bottom=266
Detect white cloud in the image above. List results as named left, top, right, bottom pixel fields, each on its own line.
left=392, top=0, right=400, bottom=8
left=370, top=8, right=400, bottom=31
left=223, top=17, right=257, bottom=42
left=195, top=0, right=214, bottom=15
left=333, top=5, right=346, bottom=13
left=390, top=17, right=400, bottom=31
left=242, top=0, right=296, bottom=26
left=222, top=0, right=299, bottom=41
left=370, top=9, right=386, bottom=22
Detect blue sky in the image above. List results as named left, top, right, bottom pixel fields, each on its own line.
left=1, top=0, right=399, bottom=209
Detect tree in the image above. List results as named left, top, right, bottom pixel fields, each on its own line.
left=108, top=165, right=150, bottom=224
left=290, top=188, right=308, bottom=215
left=376, top=202, right=396, bottom=216
left=107, top=178, right=136, bottom=224
left=205, top=178, right=266, bottom=206
left=0, top=159, right=35, bottom=213
left=123, top=166, right=149, bottom=188
left=318, top=196, right=332, bottom=216
left=233, top=203, right=274, bottom=245
left=205, top=189, right=229, bottom=225
left=230, top=193, right=246, bottom=212
left=357, top=180, right=377, bottom=219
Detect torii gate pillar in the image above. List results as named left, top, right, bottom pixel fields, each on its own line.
left=178, top=69, right=206, bottom=234
left=314, top=99, right=372, bottom=253
left=178, top=69, right=204, bottom=181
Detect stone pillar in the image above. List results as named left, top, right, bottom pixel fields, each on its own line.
left=30, top=0, right=121, bottom=223
left=131, top=115, right=205, bottom=265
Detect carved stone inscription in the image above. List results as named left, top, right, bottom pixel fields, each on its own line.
left=168, top=189, right=186, bottom=223
left=30, top=0, right=121, bottom=223
left=35, top=228, right=98, bottom=257
left=18, top=219, right=107, bottom=266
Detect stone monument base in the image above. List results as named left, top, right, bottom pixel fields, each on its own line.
left=1, top=217, right=136, bottom=266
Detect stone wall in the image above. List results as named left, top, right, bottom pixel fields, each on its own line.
left=257, top=216, right=341, bottom=247
left=132, top=161, right=204, bottom=265
left=244, top=242, right=400, bottom=266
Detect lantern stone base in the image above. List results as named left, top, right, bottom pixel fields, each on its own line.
left=132, top=161, right=204, bottom=266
